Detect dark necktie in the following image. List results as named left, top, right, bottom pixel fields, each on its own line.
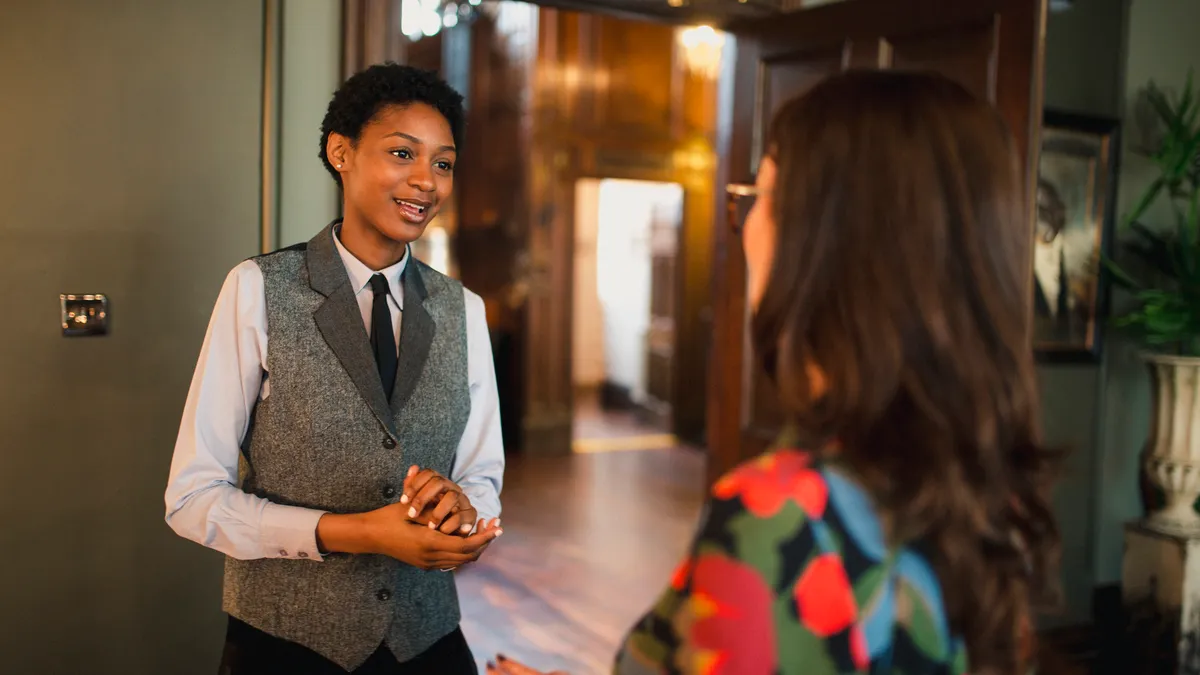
left=368, top=274, right=397, bottom=401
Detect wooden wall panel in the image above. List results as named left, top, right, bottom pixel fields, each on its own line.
left=517, top=8, right=719, bottom=453
left=341, top=0, right=405, bottom=79
left=453, top=4, right=539, bottom=453
left=585, top=17, right=678, bottom=134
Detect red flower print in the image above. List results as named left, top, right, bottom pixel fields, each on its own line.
left=850, top=625, right=868, bottom=669
left=687, top=554, right=776, bottom=675
left=670, top=558, right=693, bottom=591
left=711, top=450, right=829, bottom=519
left=794, top=553, right=858, bottom=637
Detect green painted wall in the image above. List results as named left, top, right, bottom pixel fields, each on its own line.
left=1093, top=0, right=1200, bottom=587
left=0, top=1, right=263, bottom=672
left=279, top=0, right=343, bottom=248
left=0, top=1, right=344, bottom=670
left=1040, top=0, right=1130, bottom=625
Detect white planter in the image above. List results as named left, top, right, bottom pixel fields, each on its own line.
left=1143, top=353, right=1200, bottom=535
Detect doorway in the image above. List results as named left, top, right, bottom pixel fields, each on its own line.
left=571, top=178, right=683, bottom=453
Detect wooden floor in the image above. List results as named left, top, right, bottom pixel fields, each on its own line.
left=456, top=406, right=706, bottom=674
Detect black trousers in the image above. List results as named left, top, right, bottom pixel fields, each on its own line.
left=219, top=617, right=477, bottom=675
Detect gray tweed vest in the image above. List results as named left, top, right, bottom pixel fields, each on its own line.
left=222, top=224, right=472, bottom=670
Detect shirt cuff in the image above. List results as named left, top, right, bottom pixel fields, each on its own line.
left=260, top=503, right=327, bottom=562
left=460, top=486, right=500, bottom=527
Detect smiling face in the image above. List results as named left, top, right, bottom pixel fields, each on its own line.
left=327, top=102, right=457, bottom=248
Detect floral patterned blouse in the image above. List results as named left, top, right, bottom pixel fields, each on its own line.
left=614, top=448, right=969, bottom=675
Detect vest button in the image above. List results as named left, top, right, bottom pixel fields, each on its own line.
left=376, top=588, right=392, bottom=602
left=382, top=436, right=397, bottom=449
left=382, top=485, right=397, bottom=499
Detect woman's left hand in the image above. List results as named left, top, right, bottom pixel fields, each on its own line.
left=485, top=655, right=569, bottom=675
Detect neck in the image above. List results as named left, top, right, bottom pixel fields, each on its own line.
left=339, top=211, right=408, bottom=271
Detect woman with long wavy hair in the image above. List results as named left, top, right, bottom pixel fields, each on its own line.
left=489, top=69, right=1062, bottom=675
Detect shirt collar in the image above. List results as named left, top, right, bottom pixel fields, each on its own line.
left=331, top=225, right=408, bottom=309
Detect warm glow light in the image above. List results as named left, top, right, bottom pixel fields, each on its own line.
left=420, top=0, right=442, bottom=37
left=677, top=25, right=725, bottom=79
left=403, top=0, right=451, bottom=40
left=401, top=0, right=423, bottom=39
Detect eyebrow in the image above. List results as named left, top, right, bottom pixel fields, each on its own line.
left=383, top=131, right=456, bottom=153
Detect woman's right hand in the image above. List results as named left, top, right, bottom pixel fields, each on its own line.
left=316, top=504, right=502, bottom=570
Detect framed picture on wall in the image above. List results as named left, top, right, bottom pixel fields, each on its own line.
left=1033, top=109, right=1120, bottom=362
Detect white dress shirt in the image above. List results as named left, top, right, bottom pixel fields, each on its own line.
left=164, top=229, right=504, bottom=562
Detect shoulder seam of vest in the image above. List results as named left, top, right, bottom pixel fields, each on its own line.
left=411, top=258, right=462, bottom=287
left=250, top=241, right=308, bottom=262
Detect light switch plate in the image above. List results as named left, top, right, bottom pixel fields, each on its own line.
left=61, top=294, right=109, bottom=337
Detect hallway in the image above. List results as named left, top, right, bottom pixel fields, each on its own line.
left=457, top=441, right=706, bottom=674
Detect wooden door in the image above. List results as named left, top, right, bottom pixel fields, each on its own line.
left=707, top=0, right=1047, bottom=486
left=643, top=201, right=679, bottom=426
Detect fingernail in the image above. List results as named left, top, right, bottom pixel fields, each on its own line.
left=408, top=507, right=417, bottom=518
left=497, top=654, right=508, bottom=662
left=400, top=494, right=409, bottom=504
left=408, top=465, right=417, bottom=476
left=428, top=521, right=436, bottom=529
left=487, top=662, right=497, bottom=671
left=494, top=529, right=503, bottom=537
left=460, top=524, right=471, bottom=533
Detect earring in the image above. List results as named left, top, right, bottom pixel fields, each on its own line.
left=336, top=163, right=342, bottom=169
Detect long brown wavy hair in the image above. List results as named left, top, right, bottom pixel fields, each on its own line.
left=752, top=70, right=1062, bottom=675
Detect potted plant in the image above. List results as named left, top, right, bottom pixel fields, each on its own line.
left=1106, top=71, right=1200, bottom=533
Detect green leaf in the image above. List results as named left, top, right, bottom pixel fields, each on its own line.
left=1147, top=83, right=1177, bottom=133
left=853, top=565, right=888, bottom=615
left=1184, top=69, right=1200, bottom=130
left=1124, top=178, right=1166, bottom=229
left=1110, top=72, right=1200, bottom=355
left=1188, top=189, right=1200, bottom=242
left=776, top=594, right=842, bottom=675
left=899, top=579, right=947, bottom=660
left=951, top=643, right=970, bottom=675
left=729, top=503, right=808, bottom=589
left=1126, top=222, right=1179, bottom=277
left=1102, top=256, right=1144, bottom=291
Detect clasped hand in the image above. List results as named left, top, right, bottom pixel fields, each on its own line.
left=401, top=465, right=489, bottom=536
left=371, top=465, right=501, bottom=571
left=317, top=465, right=501, bottom=571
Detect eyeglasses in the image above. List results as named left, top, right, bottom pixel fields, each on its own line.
left=725, top=183, right=758, bottom=235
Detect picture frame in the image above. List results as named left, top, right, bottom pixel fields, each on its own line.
left=1032, top=109, right=1120, bottom=363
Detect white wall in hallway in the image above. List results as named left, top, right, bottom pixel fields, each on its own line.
left=595, top=179, right=683, bottom=402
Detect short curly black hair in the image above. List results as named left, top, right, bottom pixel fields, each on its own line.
left=319, top=62, right=465, bottom=186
